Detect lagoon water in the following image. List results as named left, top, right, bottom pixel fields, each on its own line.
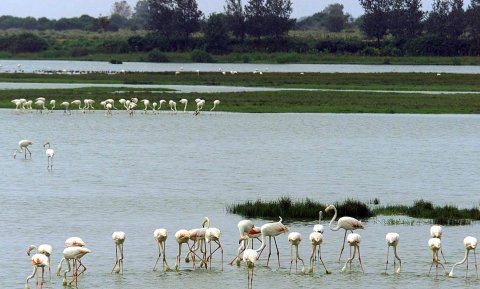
left=1, top=110, right=479, bottom=288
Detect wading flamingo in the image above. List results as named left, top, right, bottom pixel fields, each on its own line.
left=56, top=246, right=91, bottom=287
left=158, top=100, right=166, bottom=111
left=449, top=236, right=478, bottom=278
left=205, top=222, right=224, bottom=270
left=153, top=229, right=170, bottom=271
left=49, top=100, right=55, bottom=112
left=64, top=237, right=87, bottom=276
left=313, top=211, right=324, bottom=233
left=43, top=141, right=54, bottom=170
left=174, top=229, right=190, bottom=271
left=341, top=233, right=364, bottom=273
left=428, top=237, right=447, bottom=277
left=230, top=220, right=261, bottom=266
left=179, top=99, right=188, bottom=112
left=14, top=139, right=33, bottom=159
left=61, top=102, right=70, bottom=114
left=430, top=225, right=447, bottom=263
left=385, top=232, right=401, bottom=274
left=169, top=100, right=177, bottom=113
left=241, top=236, right=258, bottom=289
left=140, top=99, right=150, bottom=113
left=25, top=254, right=49, bottom=289
left=256, top=216, right=289, bottom=268
left=35, top=100, right=46, bottom=114
left=308, top=232, right=329, bottom=274
left=71, top=100, right=82, bottom=111
left=288, top=232, right=305, bottom=273
left=210, top=100, right=220, bottom=111
left=105, top=103, right=113, bottom=116
left=27, top=244, right=53, bottom=281
left=186, top=217, right=209, bottom=269
left=112, top=231, right=125, bottom=274
left=325, top=204, right=364, bottom=262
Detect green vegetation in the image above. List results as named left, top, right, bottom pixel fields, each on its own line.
left=2, top=86, right=480, bottom=114
left=227, top=198, right=480, bottom=225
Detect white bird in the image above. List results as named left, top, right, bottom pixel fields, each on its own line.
left=153, top=229, right=170, bottom=271
left=43, top=141, right=54, bottom=170
left=256, top=217, right=289, bottom=267
left=158, top=99, right=166, bottom=111
left=313, top=211, right=324, bottom=233
left=308, top=232, right=329, bottom=274
left=56, top=246, right=91, bottom=287
left=179, top=99, right=188, bottom=112
left=14, top=139, right=33, bottom=159
left=169, top=100, right=177, bottom=113
left=27, top=244, right=53, bottom=281
left=385, top=233, right=401, bottom=274
left=71, top=100, right=82, bottom=110
left=428, top=237, right=447, bottom=277
left=61, top=102, right=71, bottom=114
left=241, top=236, right=258, bottom=289
left=430, top=225, right=447, bottom=263
left=204, top=220, right=224, bottom=271
left=288, top=232, right=305, bottom=274
left=140, top=99, right=150, bottom=113
left=25, top=254, right=49, bottom=289
left=449, top=236, right=478, bottom=278
left=210, top=100, right=220, bottom=111
left=112, top=231, right=125, bottom=274
left=174, top=229, right=190, bottom=271
left=230, top=220, right=261, bottom=266
left=49, top=100, right=55, bottom=112
left=105, top=103, right=113, bottom=116
left=34, top=100, right=46, bottom=113
left=341, top=233, right=364, bottom=273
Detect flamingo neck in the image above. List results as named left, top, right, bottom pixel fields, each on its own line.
left=256, top=234, right=267, bottom=253
left=328, top=206, right=339, bottom=231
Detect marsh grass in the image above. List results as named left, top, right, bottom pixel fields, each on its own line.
left=227, top=198, right=480, bottom=225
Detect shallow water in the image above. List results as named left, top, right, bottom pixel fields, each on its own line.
left=2, top=59, right=480, bottom=74
left=1, top=111, right=479, bottom=288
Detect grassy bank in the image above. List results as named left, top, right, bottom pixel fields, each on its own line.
left=227, top=198, right=480, bottom=225
left=2, top=87, right=480, bottom=114
left=0, top=72, right=479, bottom=92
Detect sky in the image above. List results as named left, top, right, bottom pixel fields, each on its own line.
left=0, top=0, right=473, bottom=19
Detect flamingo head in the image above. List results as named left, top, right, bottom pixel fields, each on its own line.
left=202, top=217, right=210, bottom=228
left=43, top=141, right=50, bottom=148
left=325, top=204, right=334, bottom=212
left=239, top=235, right=249, bottom=244
left=27, top=245, right=36, bottom=256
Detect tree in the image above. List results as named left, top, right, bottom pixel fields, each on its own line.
left=224, top=0, right=245, bottom=42
left=359, top=0, right=391, bottom=45
left=145, top=0, right=176, bottom=37
left=111, top=0, right=133, bottom=18
left=426, top=0, right=465, bottom=39
left=467, top=0, right=480, bottom=41
left=174, top=0, right=203, bottom=42
left=203, top=13, right=229, bottom=53
left=244, top=0, right=266, bottom=40
left=389, top=0, right=423, bottom=41
left=323, top=3, right=351, bottom=32
left=264, top=0, right=295, bottom=39
left=132, top=0, right=150, bottom=29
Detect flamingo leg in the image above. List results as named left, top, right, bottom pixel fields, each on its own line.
left=318, top=245, right=329, bottom=274
left=120, top=243, right=124, bottom=274
left=153, top=242, right=162, bottom=271
left=161, top=241, right=170, bottom=271
left=273, top=237, right=281, bottom=268
left=474, top=249, right=478, bottom=278
left=466, top=250, right=469, bottom=278
left=309, top=244, right=315, bottom=273
left=440, top=248, right=447, bottom=264
left=41, top=267, right=44, bottom=289
left=339, top=230, right=348, bottom=262
left=385, top=246, right=390, bottom=273
left=111, top=244, right=119, bottom=273
left=358, top=246, right=364, bottom=273
left=289, top=244, right=293, bottom=273
left=266, top=236, right=272, bottom=267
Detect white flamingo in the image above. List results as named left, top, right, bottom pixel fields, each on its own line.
left=385, top=232, right=401, bottom=274
left=431, top=225, right=447, bottom=263
left=71, top=100, right=82, bottom=110
left=256, top=217, right=289, bottom=267
left=204, top=219, right=224, bottom=270
left=43, top=141, right=54, bottom=170
left=288, top=232, right=305, bottom=273
left=341, top=233, right=364, bottom=273
left=112, top=231, right=125, bottom=274
left=179, top=99, right=188, bottom=112
left=169, top=100, right=177, bottom=113
left=210, top=100, right=220, bottom=111
left=61, top=102, right=70, bottom=114
left=174, top=229, right=190, bottom=271
left=14, top=139, right=33, bottom=159
left=428, top=237, right=447, bottom=277
left=27, top=244, right=53, bottom=281
left=56, top=246, right=91, bottom=287
left=140, top=99, right=151, bottom=113
left=449, top=236, right=478, bottom=278
left=308, top=232, right=329, bottom=274
left=241, top=236, right=258, bottom=289
left=230, top=220, right=261, bottom=266
left=25, top=254, right=49, bottom=289
left=158, top=99, right=166, bottom=111
left=35, top=100, right=46, bottom=114
left=49, top=100, right=55, bottom=112
left=153, top=229, right=170, bottom=271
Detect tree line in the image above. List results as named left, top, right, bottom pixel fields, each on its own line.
left=0, top=0, right=479, bottom=57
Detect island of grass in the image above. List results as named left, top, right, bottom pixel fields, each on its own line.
left=226, top=197, right=480, bottom=225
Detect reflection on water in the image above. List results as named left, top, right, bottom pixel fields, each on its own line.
left=0, top=111, right=479, bottom=288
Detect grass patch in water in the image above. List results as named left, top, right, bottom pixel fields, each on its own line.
left=226, top=197, right=374, bottom=220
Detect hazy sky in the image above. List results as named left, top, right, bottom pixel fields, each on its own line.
left=0, top=0, right=473, bottom=19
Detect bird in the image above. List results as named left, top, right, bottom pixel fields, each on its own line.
left=288, top=232, right=305, bottom=273
left=241, top=236, right=258, bottom=289
left=27, top=244, right=53, bottom=281
left=308, top=232, right=329, bottom=274
left=43, top=141, right=54, bottom=170
left=186, top=217, right=210, bottom=269
left=25, top=253, right=49, bottom=289
left=112, top=231, right=125, bottom=274
left=256, top=216, right=289, bottom=267
left=230, top=220, right=261, bottom=266
left=341, top=233, right=364, bottom=273
left=313, top=211, right=324, bottom=233
left=449, top=236, right=478, bottom=278
left=104, top=99, right=117, bottom=110
left=194, top=99, right=205, bottom=115
left=105, top=103, right=113, bottom=116
left=14, top=139, right=33, bottom=159
left=174, top=229, right=190, bottom=271
left=152, top=102, right=158, bottom=114
left=71, top=100, right=82, bottom=110
left=64, top=237, right=87, bottom=275
left=430, top=225, right=447, bottom=263
left=179, top=99, right=188, bottom=112
left=158, top=99, right=167, bottom=111
left=61, top=102, right=71, bottom=114
left=153, top=229, right=170, bottom=271
left=385, top=232, right=401, bottom=274
left=428, top=237, right=447, bottom=277
left=34, top=99, right=46, bottom=113
left=49, top=100, right=55, bottom=112
left=325, top=204, right=364, bottom=262
left=140, top=99, right=150, bottom=113
left=169, top=100, right=177, bottom=113
left=56, top=246, right=91, bottom=287
left=210, top=100, right=220, bottom=111
left=205, top=222, right=224, bottom=270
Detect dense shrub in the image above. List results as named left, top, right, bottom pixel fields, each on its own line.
left=191, top=49, right=215, bottom=62
left=147, top=49, right=169, bottom=62
left=0, top=33, right=49, bottom=52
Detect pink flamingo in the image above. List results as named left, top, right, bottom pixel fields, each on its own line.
left=385, top=233, right=401, bottom=274
left=308, top=232, right=329, bottom=274
left=341, top=233, right=364, bottom=273
left=153, top=229, right=170, bottom=271
left=112, top=231, right=125, bottom=274
left=27, top=244, right=53, bottom=281
left=256, top=216, right=289, bottom=267
left=288, top=232, right=305, bottom=273
left=25, top=254, right=49, bottom=289
left=56, top=246, right=91, bottom=287
left=174, top=229, right=190, bottom=271
left=449, top=236, right=478, bottom=278
left=230, top=220, right=261, bottom=266
left=428, top=237, right=447, bottom=277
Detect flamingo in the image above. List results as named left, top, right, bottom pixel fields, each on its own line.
left=288, top=232, right=305, bottom=273
left=179, top=98, right=188, bottom=112
left=152, top=102, right=158, bottom=114
left=169, top=100, right=177, bottom=113
left=43, top=141, right=54, bottom=170
left=158, top=99, right=166, bottom=111
left=153, top=229, right=170, bottom=271
left=204, top=220, right=224, bottom=270
left=256, top=216, right=289, bottom=267
left=140, top=99, right=150, bottom=113
left=325, top=204, right=364, bottom=261
left=430, top=225, right=447, bottom=263
left=64, top=237, right=87, bottom=275
left=230, top=220, right=261, bottom=266
left=105, top=103, right=113, bottom=116
left=308, top=231, right=329, bottom=274
left=449, top=236, right=478, bottom=278
left=25, top=254, right=49, bottom=289
left=210, top=100, right=220, bottom=111
left=56, top=246, right=91, bottom=287
left=14, top=139, right=33, bottom=159
left=105, top=99, right=117, bottom=110
left=27, top=244, right=53, bottom=281
left=194, top=99, right=205, bottom=115
left=71, top=100, right=82, bottom=110
left=61, top=102, right=71, bottom=114
left=385, top=232, right=401, bottom=274
left=11, top=99, right=23, bottom=111
left=112, top=231, right=125, bottom=274
left=313, top=211, right=324, bottom=233
left=174, top=229, right=190, bottom=271
left=428, top=237, right=447, bottom=277
left=241, top=236, right=258, bottom=289
left=49, top=100, right=56, bottom=112
left=186, top=217, right=209, bottom=269
left=341, top=233, right=364, bottom=273
left=34, top=100, right=46, bottom=114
